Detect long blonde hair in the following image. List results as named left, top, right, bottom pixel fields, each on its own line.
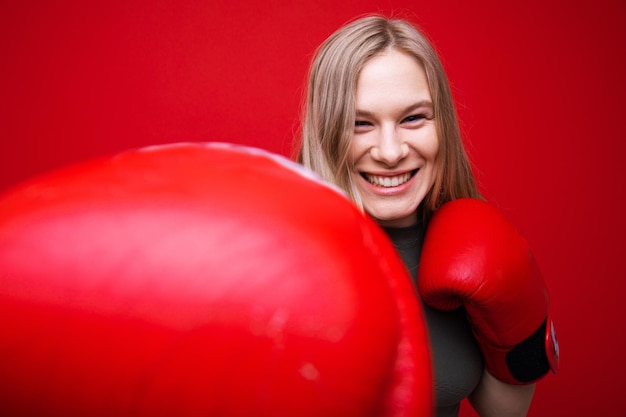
left=297, top=15, right=481, bottom=220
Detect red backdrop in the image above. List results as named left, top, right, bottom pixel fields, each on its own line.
left=1, top=1, right=625, bottom=416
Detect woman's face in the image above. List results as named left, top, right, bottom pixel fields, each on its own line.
left=349, top=49, right=439, bottom=227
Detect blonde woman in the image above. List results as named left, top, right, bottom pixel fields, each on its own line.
left=297, top=15, right=557, bottom=417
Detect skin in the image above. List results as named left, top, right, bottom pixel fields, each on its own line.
left=470, top=370, right=535, bottom=417
left=349, top=47, right=536, bottom=416
left=349, top=49, right=438, bottom=228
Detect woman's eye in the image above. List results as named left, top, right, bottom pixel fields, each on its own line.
left=354, top=120, right=373, bottom=132
left=403, top=114, right=426, bottom=124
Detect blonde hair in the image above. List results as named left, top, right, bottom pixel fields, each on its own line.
left=297, top=15, right=481, bottom=220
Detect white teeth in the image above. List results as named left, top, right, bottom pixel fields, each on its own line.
left=365, top=172, right=413, bottom=188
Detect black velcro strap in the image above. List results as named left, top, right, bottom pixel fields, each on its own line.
left=505, top=319, right=550, bottom=383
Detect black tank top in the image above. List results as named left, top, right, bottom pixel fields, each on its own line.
left=383, top=223, right=483, bottom=417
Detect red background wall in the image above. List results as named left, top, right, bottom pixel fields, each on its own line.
left=1, top=1, right=625, bottom=415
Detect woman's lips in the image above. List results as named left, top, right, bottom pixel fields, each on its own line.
left=361, top=169, right=417, bottom=188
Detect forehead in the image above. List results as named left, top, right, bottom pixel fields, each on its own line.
left=356, top=49, right=431, bottom=109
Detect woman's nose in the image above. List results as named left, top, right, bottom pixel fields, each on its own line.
left=370, top=126, right=409, bottom=166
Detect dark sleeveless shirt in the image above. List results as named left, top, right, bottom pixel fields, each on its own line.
left=383, top=223, right=483, bottom=417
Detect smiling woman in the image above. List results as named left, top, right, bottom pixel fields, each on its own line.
left=350, top=50, right=439, bottom=227
left=295, top=15, right=558, bottom=417
left=297, top=16, right=479, bottom=224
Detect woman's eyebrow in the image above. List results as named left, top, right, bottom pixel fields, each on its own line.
left=404, top=100, right=434, bottom=112
left=355, top=100, right=434, bottom=117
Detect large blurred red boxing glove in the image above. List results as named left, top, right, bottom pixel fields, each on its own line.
left=0, top=143, right=432, bottom=417
left=417, top=198, right=559, bottom=385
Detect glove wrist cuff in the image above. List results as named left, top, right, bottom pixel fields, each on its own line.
left=478, top=317, right=559, bottom=385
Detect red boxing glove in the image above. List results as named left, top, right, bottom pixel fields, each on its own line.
left=0, top=143, right=432, bottom=417
left=418, top=198, right=559, bottom=385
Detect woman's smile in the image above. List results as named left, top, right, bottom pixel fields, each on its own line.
left=361, top=169, right=417, bottom=188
